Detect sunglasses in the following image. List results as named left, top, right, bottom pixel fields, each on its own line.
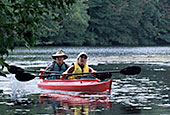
left=80, top=56, right=87, bottom=59
left=56, top=56, right=64, bottom=58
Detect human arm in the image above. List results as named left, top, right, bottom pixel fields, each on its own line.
left=60, top=65, right=74, bottom=79
left=45, top=61, right=55, bottom=71
left=89, top=67, right=96, bottom=73
left=89, top=67, right=97, bottom=78
left=40, top=61, right=55, bottom=74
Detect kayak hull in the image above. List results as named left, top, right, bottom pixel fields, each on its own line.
left=38, top=79, right=112, bottom=93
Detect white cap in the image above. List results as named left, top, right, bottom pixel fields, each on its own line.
left=77, top=52, right=88, bottom=59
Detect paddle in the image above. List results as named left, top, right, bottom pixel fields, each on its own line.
left=15, top=66, right=141, bottom=81
left=6, top=65, right=61, bottom=74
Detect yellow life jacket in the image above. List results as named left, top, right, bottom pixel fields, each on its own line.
left=73, top=105, right=89, bottom=115
left=68, top=62, right=89, bottom=80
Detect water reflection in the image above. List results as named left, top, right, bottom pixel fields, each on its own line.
left=40, top=92, right=112, bottom=115
left=120, top=105, right=142, bottom=114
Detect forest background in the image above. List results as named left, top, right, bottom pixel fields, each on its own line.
left=0, top=0, right=170, bottom=75
left=39, top=0, right=170, bottom=46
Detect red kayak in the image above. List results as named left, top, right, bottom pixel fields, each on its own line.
left=38, top=79, right=112, bottom=93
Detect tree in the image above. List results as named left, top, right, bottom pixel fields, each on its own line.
left=87, top=0, right=170, bottom=45
left=0, top=0, right=76, bottom=76
left=51, top=0, right=90, bottom=46
left=87, top=0, right=120, bottom=45
left=155, top=0, right=170, bottom=44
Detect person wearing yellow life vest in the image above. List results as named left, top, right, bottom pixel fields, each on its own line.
left=60, top=52, right=96, bottom=80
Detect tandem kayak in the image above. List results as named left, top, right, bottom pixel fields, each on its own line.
left=38, top=79, right=112, bottom=93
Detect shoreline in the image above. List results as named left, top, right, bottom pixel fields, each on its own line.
left=89, top=55, right=170, bottom=66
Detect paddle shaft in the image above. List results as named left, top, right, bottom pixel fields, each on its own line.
left=36, top=65, right=142, bottom=77
left=35, top=70, right=120, bottom=77
left=15, top=66, right=141, bottom=81
left=5, top=63, right=61, bottom=74
left=24, top=69, right=61, bottom=74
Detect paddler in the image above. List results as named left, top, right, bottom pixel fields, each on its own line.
left=60, top=52, right=96, bottom=79
left=40, top=50, right=69, bottom=79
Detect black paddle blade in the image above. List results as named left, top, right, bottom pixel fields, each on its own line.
left=95, top=73, right=112, bottom=81
left=15, top=73, right=35, bottom=82
left=120, top=66, right=141, bottom=75
left=8, top=65, right=24, bottom=74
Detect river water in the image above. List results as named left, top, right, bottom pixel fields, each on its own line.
left=1, top=46, right=170, bottom=115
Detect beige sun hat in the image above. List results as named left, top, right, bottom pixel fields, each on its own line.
left=77, top=52, right=88, bottom=59
left=52, top=50, right=68, bottom=60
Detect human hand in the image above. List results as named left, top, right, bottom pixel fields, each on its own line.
left=60, top=72, right=68, bottom=79
left=91, top=71, right=97, bottom=78
left=40, top=69, right=45, bottom=75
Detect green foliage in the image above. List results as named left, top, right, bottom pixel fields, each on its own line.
left=0, top=0, right=76, bottom=76
left=37, top=0, right=169, bottom=46
left=48, top=0, right=90, bottom=46
left=0, top=0, right=169, bottom=70
left=0, top=0, right=76, bottom=54
left=0, top=58, right=7, bottom=77
left=87, top=0, right=170, bottom=45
